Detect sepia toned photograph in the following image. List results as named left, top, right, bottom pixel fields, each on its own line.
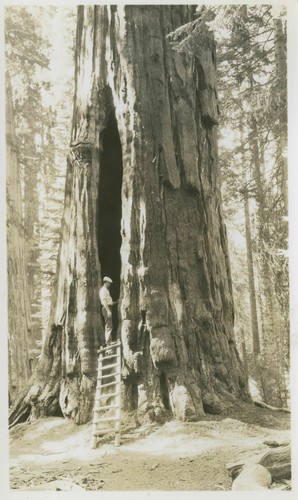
left=3, top=1, right=296, bottom=494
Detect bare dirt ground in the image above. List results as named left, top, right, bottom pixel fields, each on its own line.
left=9, top=403, right=290, bottom=491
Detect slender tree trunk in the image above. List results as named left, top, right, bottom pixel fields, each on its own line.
left=249, top=116, right=288, bottom=406
left=240, top=118, right=261, bottom=358
left=274, top=17, right=287, bottom=212
left=249, top=116, right=274, bottom=345
left=23, top=145, right=42, bottom=369
left=243, top=188, right=260, bottom=357
left=6, top=73, right=32, bottom=404
left=10, top=5, right=250, bottom=426
left=240, top=328, right=248, bottom=374
left=273, top=17, right=289, bottom=406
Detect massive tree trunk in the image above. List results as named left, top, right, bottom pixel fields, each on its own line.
left=10, top=5, right=250, bottom=426
left=6, top=73, right=32, bottom=405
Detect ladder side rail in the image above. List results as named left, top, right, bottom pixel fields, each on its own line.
left=92, top=342, right=122, bottom=449
left=114, top=343, right=121, bottom=447
left=92, top=350, right=103, bottom=448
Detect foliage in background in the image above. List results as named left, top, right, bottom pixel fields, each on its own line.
left=5, top=6, right=76, bottom=361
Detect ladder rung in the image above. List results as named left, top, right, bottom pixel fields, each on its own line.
left=101, top=362, right=118, bottom=370
left=98, top=342, right=121, bottom=354
left=92, top=343, right=121, bottom=447
left=95, top=384, right=120, bottom=392
left=100, top=381, right=119, bottom=389
left=95, top=391, right=118, bottom=400
left=93, top=405, right=119, bottom=412
left=98, top=353, right=120, bottom=364
left=95, top=382, right=120, bottom=396
left=93, top=428, right=115, bottom=436
left=98, top=371, right=120, bottom=380
left=103, top=353, right=120, bottom=361
left=94, top=416, right=119, bottom=423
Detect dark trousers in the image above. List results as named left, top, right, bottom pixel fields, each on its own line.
left=102, top=307, right=113, bottom=344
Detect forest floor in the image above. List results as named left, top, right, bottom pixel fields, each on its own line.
left=9, top=402, right=291, bottom=492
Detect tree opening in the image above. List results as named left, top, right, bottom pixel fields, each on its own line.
left=160, top=372, right=171, bottom=411
left=97, top=113, right=123, bottom=339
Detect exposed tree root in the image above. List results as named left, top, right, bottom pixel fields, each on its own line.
left=253, top=400, right=290, bottom=413
left=9, top=399, right=31, bottom=429
left=9, top=381, right=61, bottom=428
left=259, top=444, right=291, bottom=480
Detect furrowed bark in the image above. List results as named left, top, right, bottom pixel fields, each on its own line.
left=10, top=5, right=250, bottom=426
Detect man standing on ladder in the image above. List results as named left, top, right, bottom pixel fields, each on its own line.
left=99, top=276, right=118, bottom=345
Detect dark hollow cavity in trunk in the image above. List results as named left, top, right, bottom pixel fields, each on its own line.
left=97, top=112, right=123, bottom=341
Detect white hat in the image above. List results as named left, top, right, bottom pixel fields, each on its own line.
left=103, top=276, right=113, bottom=283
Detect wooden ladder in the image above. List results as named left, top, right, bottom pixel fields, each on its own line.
left=91, top=341, right=121, bottom=448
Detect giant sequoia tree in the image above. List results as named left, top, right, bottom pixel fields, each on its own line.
left=10, top=5, right=250, bottom=427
